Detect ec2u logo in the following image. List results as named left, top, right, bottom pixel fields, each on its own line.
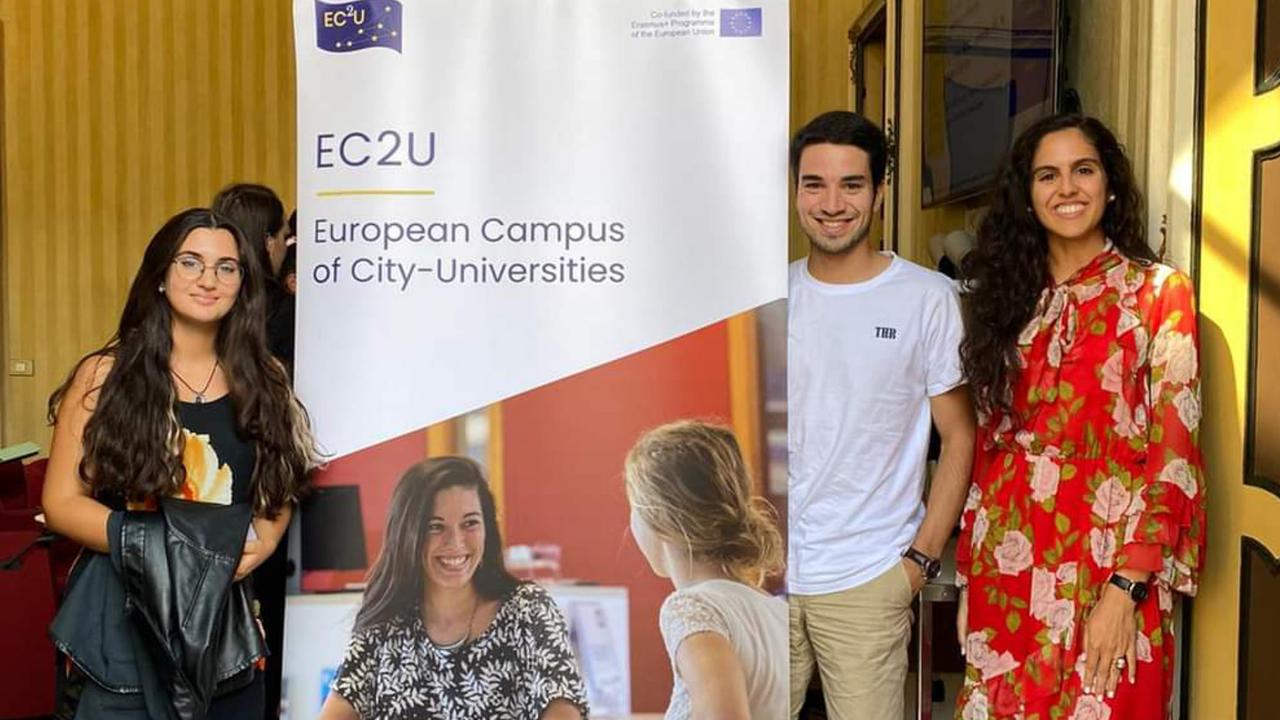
left=315, top=0, right=403, bottom=54
left=322, top=6, right=368, bottom=29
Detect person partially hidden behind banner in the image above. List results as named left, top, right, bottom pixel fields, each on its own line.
left=43, top=208, right=320, bottom=718
left=213, top=183, right=297, bottom=720
left=625, top=420, right=788, bottom=719
left=212, top=183, right=294, bottom=373
left=319, top=458, right=589, bottom=720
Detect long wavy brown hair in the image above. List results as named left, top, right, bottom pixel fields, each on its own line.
left=354, top=458, right=519, bottom=631
left=48, top=208, right=320, bottom=516
left=959, top=114, right=1157, bottom=416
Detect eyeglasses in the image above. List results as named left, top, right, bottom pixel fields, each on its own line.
left=172, top=255, right=243, bottom=285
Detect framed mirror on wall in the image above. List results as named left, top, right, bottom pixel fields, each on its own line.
left=919, top=0, right=1060, bottom=208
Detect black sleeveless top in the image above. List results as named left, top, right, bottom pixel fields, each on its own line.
left=175, top=395, right=255, bottom=505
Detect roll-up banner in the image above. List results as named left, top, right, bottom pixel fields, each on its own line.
left=288, top=1, right=788, bottom=716
left=294, top=0, right=787, bottom=456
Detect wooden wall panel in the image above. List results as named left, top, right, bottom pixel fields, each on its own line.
left=791, top=0, right=873, bottom=141
left=0, top=0, right=297, bottom=449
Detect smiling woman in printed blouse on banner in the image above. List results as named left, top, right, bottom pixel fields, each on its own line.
left=319, top=458, right=588, bottom=720
left=954, top=114, right=1206, bottom=720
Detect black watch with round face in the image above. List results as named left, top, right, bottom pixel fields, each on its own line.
left=1108, top=574, right=1149, bottom=603
left=903, top=547, right=942, bottom=581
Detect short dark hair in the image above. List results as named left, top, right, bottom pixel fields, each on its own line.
left=789, top=111, right=888, bottom=186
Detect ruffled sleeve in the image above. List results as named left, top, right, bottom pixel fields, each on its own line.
left=1118, top=269, right=1206, bottom=595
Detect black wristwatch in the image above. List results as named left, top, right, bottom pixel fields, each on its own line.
left=903, top=547, right=942, bottom=581
left=1108, top=574, right=1149, bottom=603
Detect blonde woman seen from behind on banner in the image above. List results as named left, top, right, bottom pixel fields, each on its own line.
left=625, top=420, right=788, bottom=720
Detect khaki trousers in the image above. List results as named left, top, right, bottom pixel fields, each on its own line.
left=790, top=562, right=915, bottom=720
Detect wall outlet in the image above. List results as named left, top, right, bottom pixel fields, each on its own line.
left=9, top=358, right=34, bottom=376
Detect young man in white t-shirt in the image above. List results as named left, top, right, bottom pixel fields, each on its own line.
left=788, top=111, right=975, bottom=719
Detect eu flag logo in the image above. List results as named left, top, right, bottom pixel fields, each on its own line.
left=316, top=0, right=403, bottom=54
left=720, top=8, right=762, bottom=37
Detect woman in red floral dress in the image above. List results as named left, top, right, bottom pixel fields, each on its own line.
left=954, top=115, right=1206, bottom=720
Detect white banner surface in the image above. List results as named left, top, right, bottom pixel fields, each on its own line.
left=294, top=0, right=788, bottom=458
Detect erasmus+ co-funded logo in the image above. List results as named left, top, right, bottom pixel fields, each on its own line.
left=720, top=8, right=762, bottom=37
left=316, top=0, right=403, bottom=54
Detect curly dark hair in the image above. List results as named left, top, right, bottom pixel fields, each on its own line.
left=959, top=114, right=1157, bottom=416
left=48, top=208, right=320, bottom=516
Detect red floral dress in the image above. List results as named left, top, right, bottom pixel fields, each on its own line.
left=954, top=246, right=1206, bottom=720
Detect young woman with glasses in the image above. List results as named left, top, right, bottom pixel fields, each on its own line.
left=43, top=208, right=320, bottom=718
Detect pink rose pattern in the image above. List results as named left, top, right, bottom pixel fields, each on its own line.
left=1088, top=526, right=1117, bottom=568
left=1090, top=477, right=1131, bottom=524
left=966, top=632, right=1021, bottom=681
left=995, top=530, right=1034, bottom=575
left=955, top=249, right=1206, bottom=719
left=1071, top=695, right=1113, bottom=720
left=960, top=689, right=991, bottom=720
left=1028, top=453, right=1061, bottom=504
left=1030, top=567, right=1057, bottom=616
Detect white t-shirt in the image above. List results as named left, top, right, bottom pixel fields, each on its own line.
left=787, top=254, right=964, bottom=595
left=659, top=579, right=787, bottom=720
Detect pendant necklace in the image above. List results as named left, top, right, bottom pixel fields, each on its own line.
left=431, top=595, right=479, bottom=652
left=172, top=360, right=219, bottom=403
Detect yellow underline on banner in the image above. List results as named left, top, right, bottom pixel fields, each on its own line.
left=315, top=189, right=437, bottom=197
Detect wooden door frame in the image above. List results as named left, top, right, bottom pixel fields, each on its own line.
left=848, top=1, right=887, bottom=119
left=1190, top=0, right=1280, bottom=716
left=876, top=0, right=901, bottom=253
left=848, top=0, right=892, bottom=252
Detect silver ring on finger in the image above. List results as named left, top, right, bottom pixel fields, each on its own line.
left=1114, top=657, right=1127, bottom=670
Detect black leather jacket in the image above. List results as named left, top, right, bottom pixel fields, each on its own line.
left=51, top=498, right=266, bottom=720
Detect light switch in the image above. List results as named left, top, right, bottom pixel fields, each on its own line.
left=9, top=358, right=34, bottom=376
